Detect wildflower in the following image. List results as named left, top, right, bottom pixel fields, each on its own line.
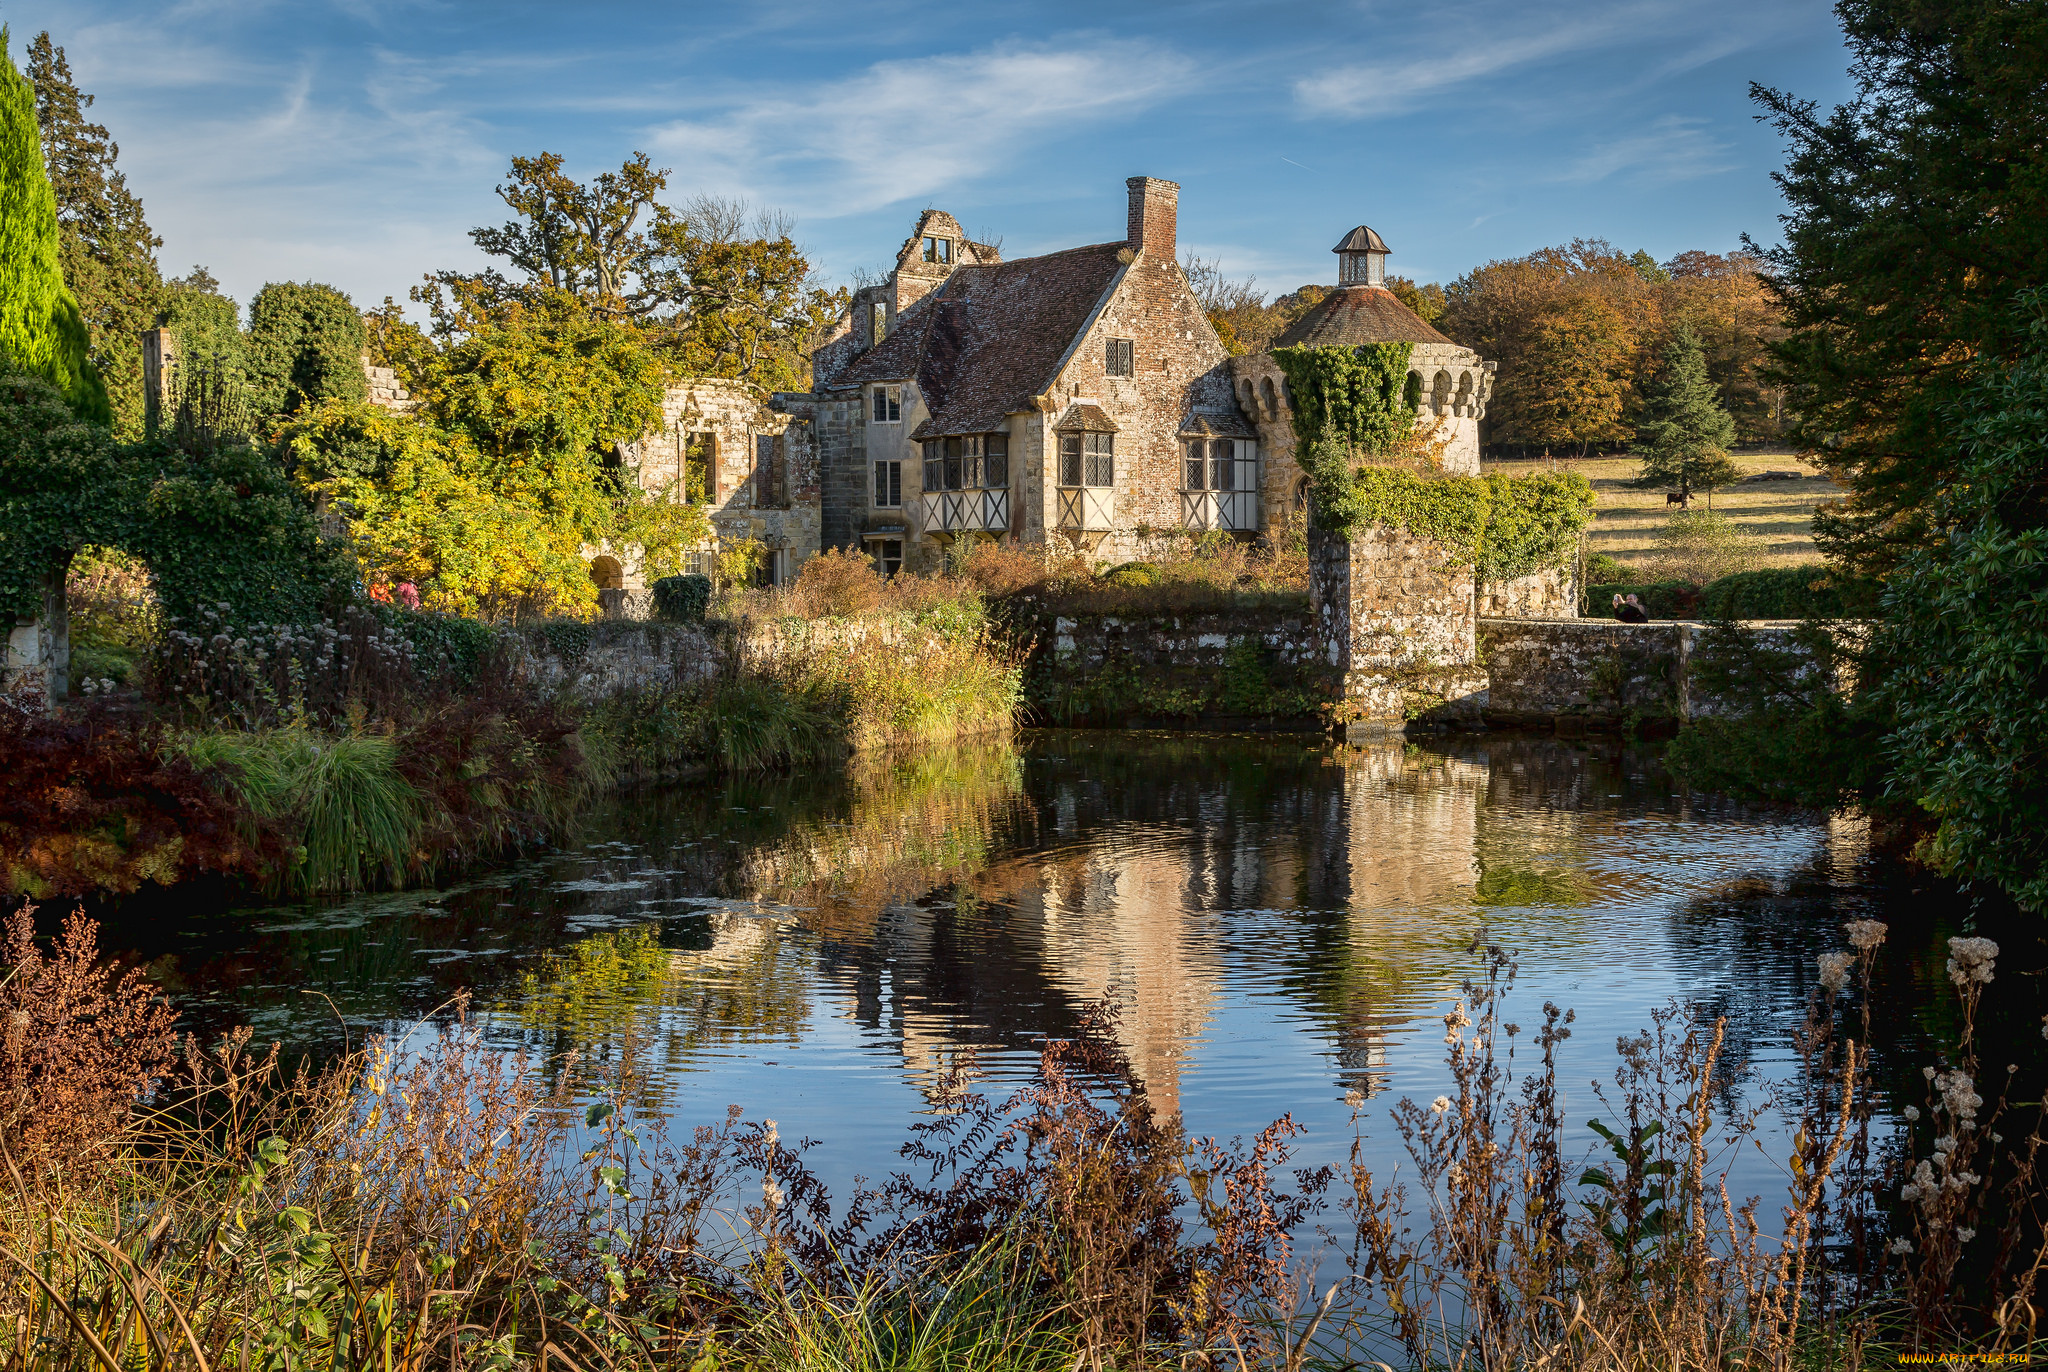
left=1345, top=1089, right=1364, bottom=1109
left=1935, top=1071, right=1983, bottom=1124
left=1504, top=1023, right=1520, bottom=1036
left=1946, top=936, right=1999, bottom=987
left=1442, top=1003, right=1471, bottom=1045
left=1993, top=1133, right=2004, bottom=1144
left=762, top=1177, right=785, bottom=1210
left=1817, top=951, right=1853, bottom=994
left=1890, top=1237, right=1913, bottom=1255
left=1844, top=919, right=1888, bottom=950
left=1958, top=1227, right=1976, bottom=1243
left=1934, top=1135, right=1958, bottom=1156
left=1924, top=1066, right=1938, bottom=1080
left=1900, top=1183, right=1920, bottom=1201
left=1904, top=1105, right=1920, bottom=1121
left=1431, top=1095, right=1452, bottom=1114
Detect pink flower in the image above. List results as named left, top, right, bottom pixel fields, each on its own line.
left=396, top=582, right=420, bottom=610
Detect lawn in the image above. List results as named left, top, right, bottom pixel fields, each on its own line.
left=1482, top=448, right=1842, bottom=572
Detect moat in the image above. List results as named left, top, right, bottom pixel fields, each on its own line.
left=101, top=730, right=2035, bottom=1201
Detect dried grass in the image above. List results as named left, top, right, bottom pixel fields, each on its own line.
left=6, top=916, right=2048, bottom=1368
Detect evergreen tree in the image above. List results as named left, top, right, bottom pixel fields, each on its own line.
left=246, top=281, right=366, bottom=420
left=1754, top=0, right=2048, bottom=576
left=0, top=27, right=108, bottom=424
left=157, top=267, right=245, bottom=381
left=27, top=32, right=161, bottom=437
left=1630, top=327, right=1739, bottom=503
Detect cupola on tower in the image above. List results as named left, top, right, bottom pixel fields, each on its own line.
left=1229, top=221, right=1498, bottom=489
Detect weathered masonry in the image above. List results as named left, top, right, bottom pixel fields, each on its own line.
left=799, top=181, right=1492, bottom=570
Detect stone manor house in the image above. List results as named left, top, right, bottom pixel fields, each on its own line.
left=587, top=177, right=1497, bottom=601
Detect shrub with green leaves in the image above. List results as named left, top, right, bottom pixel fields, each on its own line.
left=244, top=281, right=367, bottom=420
left=652, top=572, right=712, bottom=625
left=1878, top=288, right=2048, bottom=912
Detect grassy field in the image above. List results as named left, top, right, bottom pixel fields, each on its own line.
left=1483, top=449, right=1841, bottom=571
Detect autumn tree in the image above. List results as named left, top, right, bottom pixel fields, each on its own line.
left=289, top=294, right=708, bottom=619
left=1499, top=294, right=1636, bottom=455
left=1753, top=0, right=2048, bottom=578
left=26, top=33, right=158, bottom=437
left=426, top=153, right=845, bottom=392
left=1629, top=327, right=1740, bottom=504
left=1181, top=251, right=1268, bottom=355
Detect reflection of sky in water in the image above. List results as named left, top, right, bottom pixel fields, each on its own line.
left=110, top=731, right=2016, bottom=1218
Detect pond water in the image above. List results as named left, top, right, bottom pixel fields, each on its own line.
left=102, top=730, right=2040, bottom=1208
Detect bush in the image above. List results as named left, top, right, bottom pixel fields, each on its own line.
left=1696, top=565, right=1882, bottom=619
left=1650, top=507, right=1764, bottom=585
left=1101, top=561, right=1161, bottom=588
left=0, top=703, right=273, bottom=898
left=1586, top=579, right=1701, bottom=619
left=652, top=572, right=712, bottom=625
left=1589, top=566, right=1885, bottom=621
left=177, top=727, right=424, bottom=895
left=0, top=903, right=177, bottom=1166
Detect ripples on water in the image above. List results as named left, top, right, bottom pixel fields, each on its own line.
left=105, top=730, right=2041, bottom=1206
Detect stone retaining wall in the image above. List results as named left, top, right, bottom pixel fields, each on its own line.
left=1048, top=607, right=1318, bottom=671
left=1478, top=618, right=1812, bottom=729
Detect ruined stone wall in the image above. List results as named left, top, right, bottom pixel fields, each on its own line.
left=363, top=362, right=415, bottom=413
left=515, top=621, right=720, bottom=701
left=1047, top=607, right=1320, bottom=672
left=1030, top=600, right=1333, bottom=728
left=612, top=380, right=821, bottom=590
left=1478, top=565, right=1578, bottom=619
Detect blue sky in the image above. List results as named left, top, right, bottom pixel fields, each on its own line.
left=10, top=0, right=1854, bottom=317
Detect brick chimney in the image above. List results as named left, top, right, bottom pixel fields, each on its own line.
left=1126, top=176, right=1178, bottom=258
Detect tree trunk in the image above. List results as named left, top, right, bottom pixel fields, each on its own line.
left=42, top=556, right=72, bottom=701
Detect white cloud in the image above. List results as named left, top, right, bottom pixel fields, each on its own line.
left=1292, top=2, right=1723, bottom=119
left=1557, top=115, right=1737, bottom=184
left=645, top=37, right=1195, bottom=219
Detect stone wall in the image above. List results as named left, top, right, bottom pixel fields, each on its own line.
left=1477, top=618, right=1815, bottom=729
left=1313, top=525, right=1488, bottom=732
left=613, top=380, right=823, bottom=592
left=1031, top=599, right=1333, bottom=728
left=1477, top=564, right=1578, bottom=619
left=515, top=621, right=720, bottom=701
left=1048, top=607, right=1319, bottom=672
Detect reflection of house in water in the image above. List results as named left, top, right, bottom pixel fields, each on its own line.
left=815, top=739, right=1510, bottom=1114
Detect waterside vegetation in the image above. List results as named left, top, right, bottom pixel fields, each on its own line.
left=4, top=905, right=2044, bottom=1369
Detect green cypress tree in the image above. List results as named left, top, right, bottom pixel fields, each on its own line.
left=0, top=27, right=108, bottom=424
left=29, top=32, right=163, bottom=437
left=1630, top=326, right=1739, bottom=504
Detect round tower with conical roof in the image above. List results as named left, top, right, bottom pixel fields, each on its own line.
left=1230, top=224, right=1495, bottom=510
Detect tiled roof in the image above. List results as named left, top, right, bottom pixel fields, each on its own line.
left=1054, top=402, right=1119, bottom=432
left=1178, top=411, right=1256, bottom=438
left=832, top=242, right=1129, bottom=436
left=1272, top=284, right=1452, bottom=348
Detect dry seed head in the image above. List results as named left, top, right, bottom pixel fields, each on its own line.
left=1844, top=919, right=1888, bottom=950
left=1947, top=936, right=1999, bottom=986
